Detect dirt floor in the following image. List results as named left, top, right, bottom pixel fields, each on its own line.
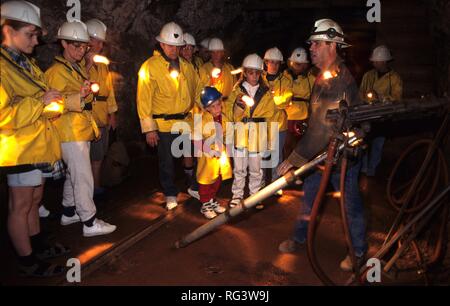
left=1, top=126, right=449, bottom=286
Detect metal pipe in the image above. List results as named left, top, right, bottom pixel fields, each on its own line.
left=175, top=136, right=359, bottom=248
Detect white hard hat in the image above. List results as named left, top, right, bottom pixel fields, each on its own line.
left=156, top=22, right=184, bottom=46
left=86, top=18, right=107, bottom=41
left=308, top=18, right=350, bottom=48
left=264, top=47, right=283, bottom=62
left=57, top=20, right=89, bottom=42
left=1, top=1, right=41, bottom=28
left=242, top=53, right=264, bottom=71
left=208, top=38, right=224, bottom=51
left=200, top=38, right=210, bottom=49
left=289, top=47, right=309, bottom=64
left=183, top=32, right=196, bottom=46
left=370, top=45, right=393, bottom=62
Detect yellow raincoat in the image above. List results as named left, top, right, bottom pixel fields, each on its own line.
left=226, top=82, right=275, bottom=153
left=0, top=48, right=61, bottom=166
left=88, top=62, right=118, bottom=127
left=45, top=56, right=99, bottom=142
left=137, top=50, right=202, bottom=134
left=194, top=111, right=232, bottom=185
left=285, top=69, right=315, bottom=120
left=262, top=71, right=293, bottom=132
left=199, top=62, right=236, bottom=98
left=359, top=69, right=403, bottom=103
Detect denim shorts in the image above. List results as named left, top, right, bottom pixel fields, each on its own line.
left=7, top=169, right=43, bottom=187
left=90, top=127, right=109, bottom=161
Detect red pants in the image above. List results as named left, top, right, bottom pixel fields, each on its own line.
left=198, top=176, right=222, bottom=203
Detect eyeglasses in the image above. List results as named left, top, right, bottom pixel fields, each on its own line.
left=69, top=42, right=90, bottom=52
left=181, top=45, right=194, bottom=51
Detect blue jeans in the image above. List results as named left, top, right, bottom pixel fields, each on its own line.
left=293, top=160, right=367, bottom=257
left=362, top=136, right=385, bottom=177
left=157, top=132, right=190, bottom=197
left=271, top=130, right=287, bottom=181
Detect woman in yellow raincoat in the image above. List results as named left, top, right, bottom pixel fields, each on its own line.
left=0, top=1, right=67, bottom=277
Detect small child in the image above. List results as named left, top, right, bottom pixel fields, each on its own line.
left=194, top=86, right=232, bottom=219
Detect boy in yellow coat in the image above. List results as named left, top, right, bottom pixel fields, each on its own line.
left=226, top=54, right=275, bottom=209
left=194, top=87, right=231, bottom=219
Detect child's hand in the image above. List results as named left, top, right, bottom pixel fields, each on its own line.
left=235, top=94, right=246, bottom=109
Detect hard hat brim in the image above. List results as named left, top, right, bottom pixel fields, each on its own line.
left=307, top=37, right=351, bottom=48
left=156, top=35, right=185, bottom=46
left=1, top=15, right=42, bottom=28
left=57, top=35, right=90, bottom=43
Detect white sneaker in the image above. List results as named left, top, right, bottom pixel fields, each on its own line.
left=201, top=201, right=217, bottom=219
left=187, top=188, right=200, bottom=200
left=39, top=205, right=50, bottom=218
left=61, top=213, right=81, bottom=226
left=166, top=196, right=178, bottom=210
left=83, top=219, right=117, bottom=237
left=229, top=198, right=241, bottom=208
left=210, top=200, right=226, bottom=214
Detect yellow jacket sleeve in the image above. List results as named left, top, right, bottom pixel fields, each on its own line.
left=137, top=62, right=157, bottom=133
left=0, top=82, right=44, bottom=130
left=106, top=68, right=118, bottom=114
left=388, top=72, right=403, bottom=102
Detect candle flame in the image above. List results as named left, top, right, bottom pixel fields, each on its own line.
left=43, top=100, right=64, bottom=117
left=242, top=95, right=254, bottom=107
left=93, top=55, right=110, bottom=65
left=231, top=67, right=243, bottom=75
left=323, top=70, right=337, bottom=80
left=211, top=68, right=221, bottom=78
left=170, top=70, right=179, bottom=79
left=219, top=151, right=228, bottom=166
left=90, top=82, right=100, bottom=93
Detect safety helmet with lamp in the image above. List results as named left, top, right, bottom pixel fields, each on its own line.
left=208, top=38, right=224, bottom=51
left=1, top=1, right=41, bottom=28
left=264, top=47, right=283, bottom=62
left=289, top=47, right=309, bottom=64
left=156, top=21, right=184, bottom=46
left=86, top=18, right=107, bottom=41
left=57, top=20, right=90, bottom=42
left=307, top=18, right=350, bottom=48
left=370, top=45, right=393, bottom=62
left=200, top=86, right=222, bottom=108
left=242, top=53, right=263, bottom=71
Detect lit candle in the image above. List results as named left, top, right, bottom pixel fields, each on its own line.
left=211, top=68, right=221, bottom=79
left=93, top=55, right=110, bottom=65
left=219, top=151, right=228, bottom=166
left=90, top=82, right=100, bottom=93
left=170, top=69, right=179, bottom=79
left=43, top=100, right=64, bottom=117
left=241, top=95, right=254, bottom=107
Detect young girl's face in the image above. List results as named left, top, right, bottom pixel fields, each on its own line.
left=206, top=100, right=222, bottom=117
left=244, top=68, right=261, bottom=86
